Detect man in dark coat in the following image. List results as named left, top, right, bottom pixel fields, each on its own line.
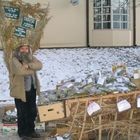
left=9, top=44, right=42, bottom=140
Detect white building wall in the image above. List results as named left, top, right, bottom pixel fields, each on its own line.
left=136, top=1, right=140, bottom=46
left=24, top=0, right=87, bottom=48
left=0, top=0, right=138, bottom=48
left=0, top=0, right=87, bottom=49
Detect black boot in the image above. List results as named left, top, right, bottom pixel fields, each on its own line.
left=29, top=132, right=41, bottom=138
left=20, top=136, right=31, bottom=140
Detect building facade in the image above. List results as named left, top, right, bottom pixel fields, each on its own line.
left=0, top=0, right=140, bottom=48
left=89, top=0, right=133, bottom=47
left=38, top=0, right=87, bottom=48
left=38, top=0, right=140, bottom=47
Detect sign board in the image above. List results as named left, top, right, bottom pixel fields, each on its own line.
left=87, top=102, right=101, bottom=116
left=14, top=26, right=26, bottom=38
left=97, top=71, right=106, bottom=85
left=117, top=99, right=131, bottom=112
left=4, top=6, right=20, bottom=19
left=137, top=97, right=140, bottom=108
left=21, top=16, right=36, bottom=29
left=56, top=136, right=64, bottom=140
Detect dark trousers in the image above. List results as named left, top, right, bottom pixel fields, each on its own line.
left=15, top=86, right=37, bottom=137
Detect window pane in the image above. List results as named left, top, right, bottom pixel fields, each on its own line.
left=94, top=15, right=102, bottom=21
left=94, top=23, right=102, bottom=29
left=121, top=15, right=127, bottom=21
left=103, top=22, right=111, bottom=29
left=113, top=22, right=120, bottom=28
left=93, top=0, right=129, bottom=30
left=103, top=0, right=111, bottom=6
left=112, top=0, right=120, bottom=13
left=113, top=8, right=120, bottom=14
left=121, top=23, right=128, bottom=29
left=103, top=7, right=111, bottom=14
left=112, top=0, right=129, bottom=29
left=94, top=8, right=101, bottom=14
left=120, top=0, right=128, bottom=9
left=113, top=15, right=120, bottom=21
left=121, top=8, right=127, bottom=14
left=94, top=0, right=101, bottom=7
left=103, top=15, right=111, bottom=21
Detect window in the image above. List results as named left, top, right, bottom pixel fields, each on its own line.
left=93, top=0, right=111, bottom=29
left=93, top=0, right=129, bottom=29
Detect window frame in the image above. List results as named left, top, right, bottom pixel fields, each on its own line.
left=93, top=0, right=129, bottom=30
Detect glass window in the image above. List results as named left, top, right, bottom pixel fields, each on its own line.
left=103, top=22, right=111, bottom=29
left=121, top=22, right=128, bottom=29
left=103, top=15, right=111, bottom=21
left=121, top=8, right=127, bottom=14
left=113, top=22, right=120, bottom=28
left=94, top=8, right=101, bottom=14
left=94, top=23, right=102, bottom=29
left=103, top=0, right=111, bottom=6
left=113, top=8, right=120, bottom=14
left=121, top=15, right=127, bottom=21
left=94, top=15, right=102, bottom=21
left=94, top=0, right=101, bottom=7
left=103, top=7, right=111, bottom=13
left=93, top=0, right=129, bottom=29
left=94, top=0, right=111, bottom=29
left=112, top=0, right=120, bottom=13
left=113, top=15, right=120, bottom=21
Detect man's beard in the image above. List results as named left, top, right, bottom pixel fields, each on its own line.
left=20, top=52, right=33, bottom=63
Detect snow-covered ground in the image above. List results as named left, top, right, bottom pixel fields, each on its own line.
left=0, top=47, right=140, bottom=103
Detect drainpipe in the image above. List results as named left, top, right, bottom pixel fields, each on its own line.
left=133, top=0, right=136, bottom=46
left=86, top=0, right=90, bottom=47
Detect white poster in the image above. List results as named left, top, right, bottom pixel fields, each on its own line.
left=87, top=102, right=101, bottom=116
left=117, top=100, right=131, bottom=112
left=56, top=136, right=64, bottom=140
left=137, top=97, right=140, bottom=108
left=97, top=76, right=106, bottom=85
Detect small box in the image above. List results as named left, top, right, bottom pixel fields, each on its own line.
left=35, top=122, right=45, bottom=132
left=38, top=102, right=65, bottom=122
left=0, top=124, right=17, bottom=135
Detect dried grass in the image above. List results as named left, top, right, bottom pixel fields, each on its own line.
left=0, top=0, right=50, bottom=71
left=64, top=90, right=140, bottom=139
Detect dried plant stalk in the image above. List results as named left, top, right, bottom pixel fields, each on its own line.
left=0, top=0, right=50, bottom=71
left=64, top=90, right=140, bottom=139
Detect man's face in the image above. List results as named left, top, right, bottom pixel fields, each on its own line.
left=19, top=45, right=29, bottom=53
left=18, top=45, right=32, bottom=63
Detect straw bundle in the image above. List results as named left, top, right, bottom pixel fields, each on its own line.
left=64, top=90, right=140, bottom=140
left=0, top=0, right=50, bottom=71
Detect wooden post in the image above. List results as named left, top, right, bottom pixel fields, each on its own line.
left=128, top=93, right=136, bottom=140
left=79, top=100, right=88, bottom=140
left=98, top=97, right=102, bottom=140
left=110, top=96, right=118, bottom=140
left=69, top=99, right=80, bottom=133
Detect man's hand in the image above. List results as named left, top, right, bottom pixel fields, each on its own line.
left=22, top=63, right=29, bottom=69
